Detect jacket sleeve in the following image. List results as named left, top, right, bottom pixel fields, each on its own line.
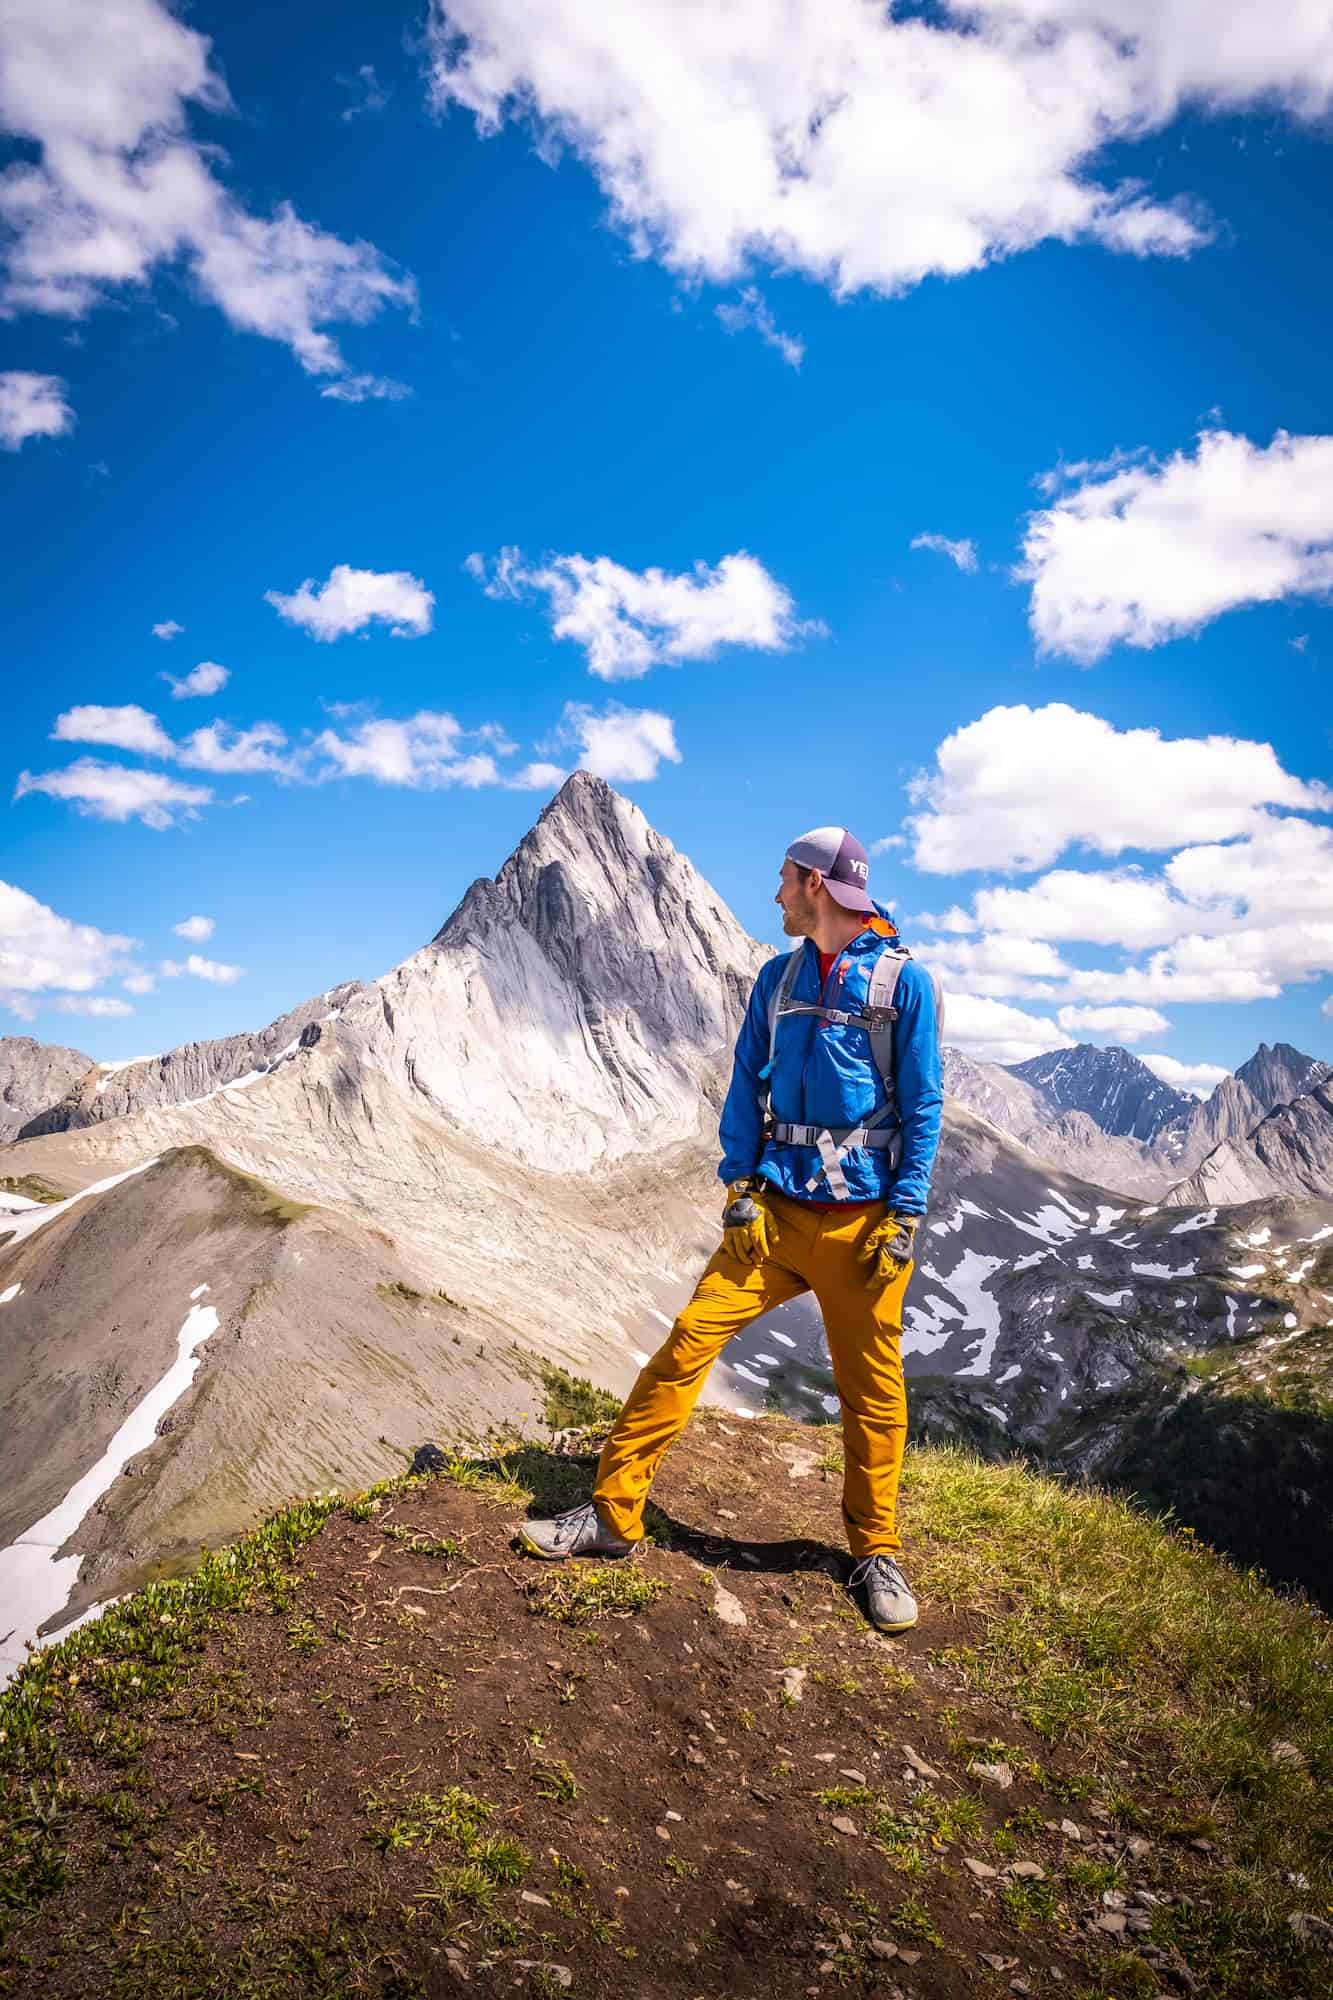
left=717, top=960, right=778, bottom=1185
left=885, top=960, right=942, bottom=1215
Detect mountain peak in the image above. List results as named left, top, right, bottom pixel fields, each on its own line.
left=1233, top=1040, right=1331, bottom=1112
left=1007, top=1042, right=1193, bottom=1143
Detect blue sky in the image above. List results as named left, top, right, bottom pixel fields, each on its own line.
left=2, top=0, right=1331, bottom=1089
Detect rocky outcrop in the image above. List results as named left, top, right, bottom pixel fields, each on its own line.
left=17, top=982, right=364, bottom=1138
left=1165, top=1080, right=1333, bottom=1205
left=942, top=1048, right=1172, bottom=1195
left=0, top=1037, right=93, bottom=1144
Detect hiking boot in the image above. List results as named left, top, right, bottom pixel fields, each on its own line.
left=516, top=1500, right=637, bottom=1561
left=848, top=1553, right=917, bottom=1633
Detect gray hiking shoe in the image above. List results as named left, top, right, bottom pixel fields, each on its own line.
left=848, top=1553, right=918, bottom=1633
left=517, top=1500, right=636, bottom=1561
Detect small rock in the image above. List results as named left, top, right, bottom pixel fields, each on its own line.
left=1288, top=1912, right=1333, bottom=1949
left=869, top=1938, right=898, bottom=1960
left=1287, top=1871, right=1310, bottom=1890
left=665, top=1810, right=682, bottom=1822
left=818, top=1960, right=837, bottom=1975
left=1189, top=1837, right=1213, bottom=1853
left=1008, top=1861, right=1046, bottom=1880
left=1125, top=1836, right=1152, bottom=1860
left=1126, top=1913, right=1152, bottom=1934
left=839, top=1768, right=867, bottom=1784
left=409, top=1441, right=447, bottom=1476
left=515, top=1966, right=570, bottom=1990
left=1092, top=1913, right=1127, bottom=1936
left=717, top=1507, right=738, bottom=1520
left=786, top=1452, right=821, bottom=1478
left=713, top=1584, right=747, bottom=1627
left=831, top=1816, right=859, bottom=1837
left=897, top=1949, right=922, bottom=1966
left=1133, top=1889, right=1160, bottom=1908
left=520, top=1891, right=550, bottom=1907
left=655, top=1825, right=671, bottom=1841
left=813, top=1751, right=836, bottom=1762
left=979, top=1952, right=1017, bottom=1971
left=614, top=1886, right=629, bottom=1898
left=725, top=1879, right=746, bottom=1891
left=1010, top=1981, right=1032, bottom=1996
left=778, top=1666, right=808, bottom=1701
left=1060, top=1818, right=1083, bottom=1841
left=686, top=1746, right=708, bottom=1767
left=902, top=1744, right=940, bottom=1778
left=969, top=1760, right=1014, bottom=1790
left=965, top=1858, right=999, bottom=1880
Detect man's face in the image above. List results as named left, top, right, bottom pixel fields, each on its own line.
left=775, top=858, right=820, bottom=936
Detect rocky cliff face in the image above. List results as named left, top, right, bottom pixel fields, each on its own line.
left=17, top=982, right=365, bottom=1139
left=941, top=1047, right=1173, bottom=1195
left=0, top=1037, right=93, bottom=1145
left=1165, top=1079, right=1333, bottom=1206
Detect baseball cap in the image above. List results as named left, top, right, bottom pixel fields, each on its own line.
left=785, top=826, right=874, bottom=913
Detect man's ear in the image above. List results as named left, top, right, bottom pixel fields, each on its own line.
left=807, top=869, right=824, bottom=897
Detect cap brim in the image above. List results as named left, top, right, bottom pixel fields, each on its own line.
left=822, top=877, right=875, bottom=913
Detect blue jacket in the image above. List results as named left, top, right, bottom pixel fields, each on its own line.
left=718, top=923, right=943, bottom=1216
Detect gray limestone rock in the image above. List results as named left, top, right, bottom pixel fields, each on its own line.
left=0, top=1036, right=95, bottom=1144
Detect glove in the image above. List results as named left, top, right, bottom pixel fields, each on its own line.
left=859, top=1209, right=918, bottom=1286
left=721, top=1179, right=776, bottom=1267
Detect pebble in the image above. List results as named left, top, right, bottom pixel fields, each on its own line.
left=1189, top=1837, right=1214, bottom=1853
left=1008, top=1861, right=1046, bottom=1881
left=1125, top=1836, right=1152, bottom=1860
left=1060, top=1819, right=1083, bottom=1841
left=717, top=1508, right=738, bottom=1519
left=969, top=1760, right=1014, bottom=1790
left=965, top=1858, right=999, bottom=1880
left=897, top=1949, right=922, bottom=1966
left=655, top=1825, right=671, bottom=1841
left=778, top=1666, right=808, bottom=1701
left=979, top=1954, right=1018, bottom=1972
left=725, top=1879, right=746, bottom=1891
left=839, top=1768, right=867, bottom=1784
left=813, top=1751, right=836, bottom=1763
left=1092, top=1913, right=1127, bottom=1936
left=712, top=1581, right=748, bottom=1626
left=1102, top=1890, right=1127, bottom=1910
left=902, top=1744, right=940, bottom=1778
left=786, top=1452, right=822, bottom=1478
left=665, top=1810, right=682, bottom=1822
left=1288, top=1912, right=1333, bottom=1949
left=869, top=1938, right=898, bottom=1960
left=831, top=1816, right=859, bottom=1837
left=520, top=1891, right=550, bottom=1907
left=686, top=1746, right=708, bottom=1767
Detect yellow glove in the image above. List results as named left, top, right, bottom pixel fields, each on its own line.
left=859, top=1209, right=918, bottom=1286
left=721, top=1179, right=776, bottom=1266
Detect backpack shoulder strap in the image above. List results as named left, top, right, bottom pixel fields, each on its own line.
left=867, top=945, right=912, bottom=1107
left=763, top=949, right=804, bottom=1081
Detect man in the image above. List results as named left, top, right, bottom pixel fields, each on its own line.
left=517, top=826, right=943, bottom=1633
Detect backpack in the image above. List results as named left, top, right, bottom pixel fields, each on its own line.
left=757, top=941, right=944, bottom=1199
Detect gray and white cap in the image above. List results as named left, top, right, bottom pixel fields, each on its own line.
left=785, top=826, right=874, bottom=914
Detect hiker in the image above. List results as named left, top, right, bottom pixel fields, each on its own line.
left=518, top=827, right=943, bottom=1632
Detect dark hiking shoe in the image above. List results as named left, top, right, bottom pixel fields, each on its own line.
left=848, top=1553, right=918, bottom=1633
left=517, top=1500, right=636, bottom=1561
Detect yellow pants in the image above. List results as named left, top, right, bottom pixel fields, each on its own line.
left=594, top=1191, right=912, bottom=1557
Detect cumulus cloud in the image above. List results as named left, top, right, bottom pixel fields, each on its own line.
left=471, top=546, right=815, bottom=680
left=318, top=373, right=412, bottom=403
left=312, top=711, right=498, bottom=787
left=1322, top=994, right=1333, bottom=1020
left=1139, top=1052, right=1231, bottom=1098
left=907, top=703, right=1330, bottom=875
left=176, top=722, right=299, bottom=775
left=13, top=758, right=213, bottom=829
left=507, top=760, right=567, bottom=790
left=152, top=618, right=183, bottom=640
left=266, top=564, right=435, bottom=640
left=715, top=288, right=803, bottom=368
left=942, top=993, right=1075, bottom=1067
left=0, top=877, right=139, bottom=1020
left=52, top=703, right=174, bottom=756
left=420, top=0, right=1333, bottom=305
left=910, top=533, right=978, bottom=573
left=1055, top=1003, right=1170, bottom=1042
left=0, top=0, right=415, bottom=390
left=55, top=994, right=134, bottom=1017
left=339, top=63, right=390, bottom=122
left=122, top=969, right=157, bottom=994
left=165, top=659, right=228, bottom=698
left=160, top=952, right=243, bottom=984
left=0, top=370, right=74, bottom=450
left=172, top=915, right=214, bottom=941
left=551, top=703, right=681, bottom=783
left=1021, top=430, right=1333, bottom=662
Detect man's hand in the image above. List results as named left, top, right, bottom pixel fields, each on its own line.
left=859, top=1209, right=918, bottom=1286
left=722, top=1179, right=776, bottom=1266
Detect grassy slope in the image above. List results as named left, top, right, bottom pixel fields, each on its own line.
left=1, top=1405, right=1330, bottom=2000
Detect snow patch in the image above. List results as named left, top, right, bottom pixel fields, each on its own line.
left=770, top=1331, right=797, bottom=1348
left=1087, top=1289, right=1131, bottom=1309
left=189, top=1282, right=210, bottom=1301
left=1089, top=1206, right=1125, bottom=1235
left=0, top=1282, right=21, bottom=1305
left=1131, top=1262, right=1176, bottom=1279
left=629, top=1347, right=651, bottom=1368
left=1170, top=1209, right=1216, bottom=1235
left=996, top=1364, right=1022, bottom=1386
left=1229, top=1263, right=1266, bottom=1280
left=1245, top=1226, right=1272, bottom=1246
left=1, top=1159, right=160, bottom=1250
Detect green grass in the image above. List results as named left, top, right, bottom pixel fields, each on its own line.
left=538, top=1363, right=623, bottom=1431
left=529, top=1566, right=668, bottom=1624
left=0, top=1173, right=66, bottom=1204
left=173, top=1145, right=314, bottom=1227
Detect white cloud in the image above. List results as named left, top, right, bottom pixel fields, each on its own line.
left=715, top=288, right=803, bottom=368
left=924, top=932, right=1069, bottom=1000
left=339, top=64, right=390, bottom=122
left=160, top=952, right=243, bottom=984
left=1021, top=430, right=1333, bottom=662
left=14, top=757, right=213, bottom=828
left=907, top=703, right=1330, bottom=874
left=122, top=969, right=156, bottom=994
left=910, top=533, right=978, bottom=573
left=312, top=710, right=498, bottom=787
left=55, top=993, right=134, bottom=1018
left=971, top=868, right=1199, bottom=949
left=165, top=659, right=228, bottom=698
left=172, top=914, right=214, bottom=942
left=53, top=703, right=174, bottom=756
left=318, top=373, right=412, bottom=403
left=472, top=546, right=815, bottom=680
left=942, top=993, right=1074, bottom=1067
left=0, top=0, right=415, bottom=389
left=176, top=721, right=300, bottom=776
left=507, top=760, right=567, bottom=790
left=1055, top=1003, right=1170, bottom=1042
left=553, top=702, right=681, bottom=783
left=152, top=618, right=183, bottom=640
left=1322, top=994, right=1333, bottom=1020
left=0, top=369, right=74, bottom=449
left=1139, top=1052, right=1230, bottom=1099
left=0, top=877, right=139, bottom=1020
left=266, top=563, right=435, bottom=640
left=421, top=0, right=1333, bottom=307
left=870, top=835, right=907, bottom=856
